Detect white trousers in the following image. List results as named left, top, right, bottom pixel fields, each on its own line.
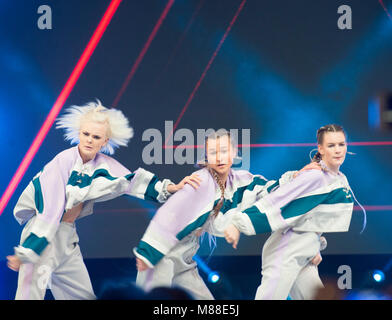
left=255, top=229, right=324, bottom=300
left=136, top=234, right=214, bottom=300
left=16, top=220, right=96, bottom=300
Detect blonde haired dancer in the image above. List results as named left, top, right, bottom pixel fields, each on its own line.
left=6, top=100, right=199, bottom=300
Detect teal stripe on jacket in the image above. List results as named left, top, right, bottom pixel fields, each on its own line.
left=32, top=177, right=44, bottom=213
left=176, top=212, right=211, bottom=240
left=68, top=168, right=162, bottom=203
left=243, top=206, right=272, bottom=234
left=176, top=176, right=270, bottom=240
left=267, top=180, right=280, bottom=193
left=281, top=187, right=354, bottom=220
left=22, top=233, right=49, bottom=256
left=136, top=240, right=164, bottom=266
left=67, top=169, right=118, bottom=188
left=242, top=187, right=355, bottom=234
left=144, top=175, right=160, bottom=202
left=220, top=177, right=268, bottom=214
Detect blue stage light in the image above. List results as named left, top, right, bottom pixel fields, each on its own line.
left=208, top=272, right=220, bottom=284
left=372, top=270, right=385, bottom=282
left=194, top=255, right=220, bottom=284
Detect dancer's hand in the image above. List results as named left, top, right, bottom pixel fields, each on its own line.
left=224, top=224, right=240, bottom=249
left=62, top=202, right=84, bottom=223
left=167, top=173, right=202, bottom=193
left=6, top=255, right=21, bottom=272
left=294, top=162, right=322, bottom=178
left=136, top=258, right=150, bottom=272
left=310, top=253, right=322, bottom=266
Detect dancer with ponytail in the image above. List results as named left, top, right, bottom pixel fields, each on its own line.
left=6, top=100, right=199, bottom=300
left=224, top=124, right=366, bottom=300
left=134, top=130, right=318, bottom=299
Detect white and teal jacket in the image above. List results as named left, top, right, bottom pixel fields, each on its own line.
left=230, top=168, right=354, bottom=235
left=13, top=146, right=173, bottom=264
left=133, top=168, right=295, bottom=268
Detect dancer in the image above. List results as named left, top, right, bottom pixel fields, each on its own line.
left=224, top=124, right=363, bottom=300
left=6, top=100, right=199, bottom=300
left=134, top=130, right=319, bottom=299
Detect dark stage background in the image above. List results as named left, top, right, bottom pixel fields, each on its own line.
left=0, top=0, right=392, bottom=299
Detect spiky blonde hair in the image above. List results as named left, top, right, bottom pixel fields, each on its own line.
left=56, top=100, right=134, bottom=155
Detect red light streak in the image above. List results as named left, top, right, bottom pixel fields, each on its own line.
left=0, top=0, right=122, bottom=215
left=112, top=0, right=175, bottom=107
left=164, top=0, right=247, bottom=146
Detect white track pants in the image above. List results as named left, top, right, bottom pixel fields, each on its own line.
left=136, top=234, right=214, bottom=300
left=16, top=221, right=96, bottom=300
left=255, top=229, right=324, bottom=300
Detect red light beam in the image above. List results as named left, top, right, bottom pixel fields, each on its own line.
left=162, top=141, right=392, bottom=149
left=164, top=0, right=247, bottom=146
left=153, top=0, right=206, bottom=87
left=0, top=0, right=123, bottom=216
left=112, top=0, right=175, bottom=108
left=379, top=0, right=392, bottom=21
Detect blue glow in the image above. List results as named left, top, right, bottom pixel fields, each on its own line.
left=368, top=98, right=381, bottom=129
left=372, top=270, right=385, bottom=282
left=345, top=290, right=391, bottom=300
left=193, top=255, right=220, bottom=284
left=208, top=272, right=220, bottom=284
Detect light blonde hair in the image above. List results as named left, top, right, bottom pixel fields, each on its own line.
left=56, top=100, right=134, bottom=155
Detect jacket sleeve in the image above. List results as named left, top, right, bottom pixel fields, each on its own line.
left=14, top=153, right=72, bottom=264
left=96, top=156, right=175, bottom=204
left=231, top=170, right=328, bottom=235
left=206, top=171, right=298, bottom=237
left=126, top=168, right=174, bottom=203
left=133, top=169, right=216, bottom=268
left=65, top=156, right=176, bottom=210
